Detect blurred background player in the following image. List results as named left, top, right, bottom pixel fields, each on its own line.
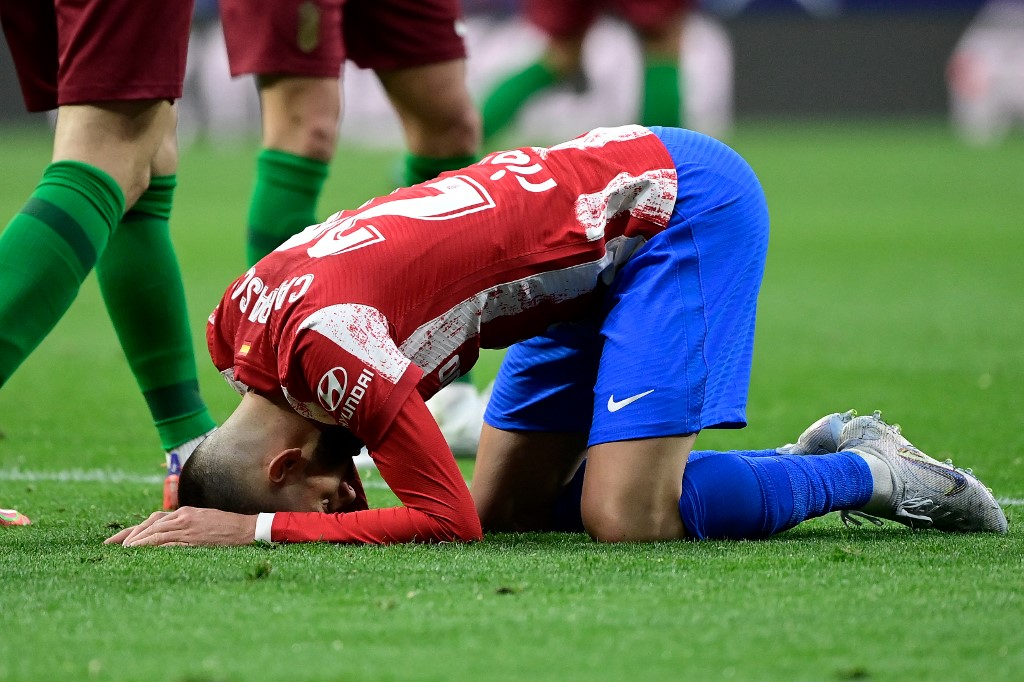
left=219, top=0, right=482, bottom=265
left=0, top=0, right=217, bottom=511
left=481, top=0, right=693, bottom=146
left=219, top=0, right=486, bottom=454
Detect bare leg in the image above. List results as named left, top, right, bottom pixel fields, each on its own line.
left=582, top=435, right=695, bottom=542
left=471, top=424, right=586, bottom=532
left=53, top=100, right=173, bottom=207
left=474, top=424, right=695, bottom=541
left=376, top=60, right=480, bottom=158
left=542, top=33, right=586, bottom=79
left=256, top=75, right=342, bottom=162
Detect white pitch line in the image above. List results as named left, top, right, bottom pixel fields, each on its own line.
left=0, top=467, right=391, bottom=490
left=0, top=468, right=1021, bottom=506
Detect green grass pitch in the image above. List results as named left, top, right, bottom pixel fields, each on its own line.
left=1, top=123, right=1022, bottom=681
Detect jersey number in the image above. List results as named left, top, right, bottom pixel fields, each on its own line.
left=277, top=175, right=497, bottom=258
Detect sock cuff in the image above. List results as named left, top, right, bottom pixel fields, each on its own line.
left=41, top=160, right=125, bottom=230
left=258, top=148, right=330, bottom=191
left=125, top=174, right=177, bottom=222
left=643, top=55, right=681, bottom=71
left=526, top=59, right=562, bottom=83
left=404, top=153, right=478, bottom=186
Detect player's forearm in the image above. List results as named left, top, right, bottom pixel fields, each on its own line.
left=257, top=506, right=482, bottom=544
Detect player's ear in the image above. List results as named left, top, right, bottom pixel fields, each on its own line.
left=267, top=448, right=304, bottom=484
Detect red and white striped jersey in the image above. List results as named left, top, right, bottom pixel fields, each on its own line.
left=208, top=125, right=677, bottom=450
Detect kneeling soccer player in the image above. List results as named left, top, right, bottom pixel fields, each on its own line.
left=106, top=126, right=1007, bottom=547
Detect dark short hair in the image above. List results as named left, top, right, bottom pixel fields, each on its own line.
left=179, top=438, right=264, bottom=514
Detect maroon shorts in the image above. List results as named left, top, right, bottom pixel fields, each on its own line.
left=525, top=0, right=692, bottom=40
left=0, top=0, right=192, bottom=112
left=220, top=0, right=467, bottom=78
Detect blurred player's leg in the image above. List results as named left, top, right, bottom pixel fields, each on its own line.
left=636, top=20, right=685, bottom=127
left=0, top=156, right=122, bottom=385
left=377, top=58, right=483, bottom=443
left=426, top=380, right=490, bottom=458
left=480, top=11, right=588, bottom=144
left=218, top=0, right=345, bottom=265
left=480, top=50, right=569, bottom=143
left=377, top=59, right=480, bottom=185
left=0, top=101, right=168, bottom=385
left=621, top=0, right=691, bottom=127
left=96, top=108, right=217, bottom=473
left=244, top=76, right=336, bottom=265
left=0, top=0, right=215, bottom=511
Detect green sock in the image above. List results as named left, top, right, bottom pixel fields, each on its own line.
left=641, top=56, right=683, bottom=128
left=0, top=161, right=123, bottom=386
left=246, top=148, right=329, bottom=266
left=403, top=153, right=479, bottom=187
left=482, top=60, right=560, bottom=142
left=96, top=175, right=216, bottom=450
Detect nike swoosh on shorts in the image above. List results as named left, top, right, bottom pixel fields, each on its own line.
left=607, top=390, right=655, bottom=412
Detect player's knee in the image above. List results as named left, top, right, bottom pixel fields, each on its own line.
left=274, top=117, right=337, bottom=162
left=475, top=493, right=549, bottom=533
left=444, top=105, right=482, bottom=155
left=262, top=106, right=339, bottom=161
left=407, top=103, right=481, bottom=158
left=301, top=116, right=339, bottom=161
left=474, top=494, right=508, bottom=532
left=581, top=492, right=684, bottom=543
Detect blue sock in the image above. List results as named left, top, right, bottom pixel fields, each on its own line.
left=689, top=449, right=778, bottom=462
left=679, top=452, right=875, bottom=540
left=545, top=451, right=776, bottom=532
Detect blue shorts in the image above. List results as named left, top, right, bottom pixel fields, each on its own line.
left=484, top=128, right=769, bottom=446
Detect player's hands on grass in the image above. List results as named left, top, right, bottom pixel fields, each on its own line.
left=104, top=507, right=258, bottom=547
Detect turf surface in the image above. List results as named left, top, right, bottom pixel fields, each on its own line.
left=1, top=123, right=1022, bottom=681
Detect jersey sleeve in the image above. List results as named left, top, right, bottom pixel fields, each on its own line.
left=268, top=392, right=482, bottom=544
left=278, top=302, right=424, bottom=450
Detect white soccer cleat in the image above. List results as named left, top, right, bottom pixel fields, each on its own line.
left=776, top=410, right=857, bottom=455
left=839, top=412, right=1008, bottom=533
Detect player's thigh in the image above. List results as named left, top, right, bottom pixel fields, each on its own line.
left=376, top=61, right=479, bottom=157
left=484, top=322, right=602, bottom=437
left=52, top=101, right=175, bottom=206
left=477, top=324, right=601, bottom=530
left=472, top=425, right=587, bottom=532
left=151, top=104, right=181, bottom=178
left=581, top=434, right=695, bottom=542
